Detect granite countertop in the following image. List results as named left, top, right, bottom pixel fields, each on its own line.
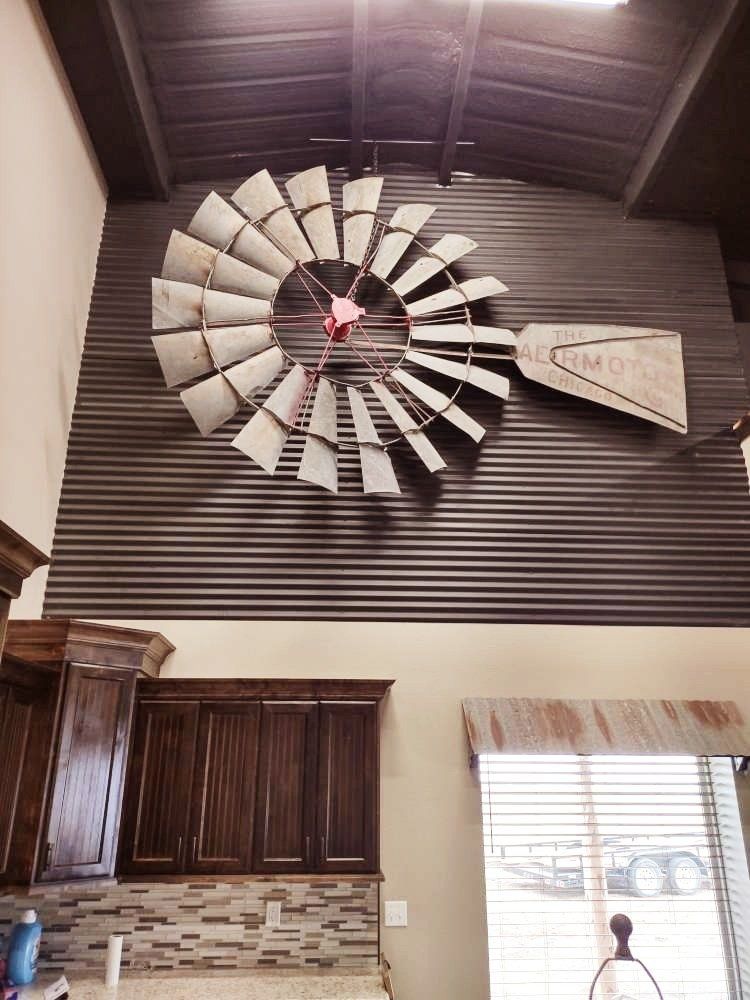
left=19, top=969, right=388, bottom=1000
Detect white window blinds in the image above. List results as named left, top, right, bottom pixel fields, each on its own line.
left=480, top=754, right=747, bottom=1000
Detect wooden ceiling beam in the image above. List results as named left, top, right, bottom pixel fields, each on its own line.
left=624, top=0, right=749, bottom=217
left=39, top=0, right=171, bottom=199
left=439, top=0, right=484, bottom=187
left=349, top=0, right=369, bottom=180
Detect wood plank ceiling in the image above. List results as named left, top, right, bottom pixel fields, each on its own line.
left=129, top=0, right=711, bottom=196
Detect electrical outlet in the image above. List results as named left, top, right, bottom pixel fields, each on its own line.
left=265, top=901, right=281, bottom=927
left=384, top=900, right=408, bottom=927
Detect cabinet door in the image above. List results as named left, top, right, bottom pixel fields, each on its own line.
left=39, top=664, right=134, bottom=882
left=317, top=702, right=378, bottom=873
left=187, top=702, right=260, bottom=874
left=120, top=700, right=198, bottom=875
left=253, top=702, right=318, bottom=873
left=0, top=684, right=33, bottom=877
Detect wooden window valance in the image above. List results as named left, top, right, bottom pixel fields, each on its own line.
left=462, top=697, right=750, bottom=756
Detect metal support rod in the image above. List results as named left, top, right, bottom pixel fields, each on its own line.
left=438, top=0, right=485, bottom=187
left=350, top=0, right=369, bottom=180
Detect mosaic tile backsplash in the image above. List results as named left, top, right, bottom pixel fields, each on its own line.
left=0, top=880, right=379, bottom=973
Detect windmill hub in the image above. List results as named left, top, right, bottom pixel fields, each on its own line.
left=324, top=296, right=366, bottom=342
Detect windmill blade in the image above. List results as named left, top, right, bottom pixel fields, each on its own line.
left=410, top=323, right=516, bottom=347
left=347, top=386, right=400, bottom=495
left=298, top=378, right=338, bottom=493
left=152, top=324, right=274, bottom=388
left=391, top=368, right=485, bottom=443
left=187, top=191, right=292, bottom=280
left=369, top=204, right=435, bottom=281
left=407, top=276, right=508, bottom=318
left=152, top=278, right=270, bottom=330
left=285, top=166, right=340, bottom=261
left=232, top=365, right=310, bottom=474
left=232, top=169, right=314, bottom=264
left=179, top=346, right=284, bottom=436
left=162, top=230, right=279, bottom=300
left=515, top=323, right=688, bottom=433
left=370, top=380, right=445, bottom=473
left=391, top=234, right=478, bottom=297
left=406, top=349, right=511, bottom=400
left=342, top=177, right=384, bottom=266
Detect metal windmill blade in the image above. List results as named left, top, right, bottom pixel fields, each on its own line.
left=162, top=230, right=279, bottom=300
left=285, top=166, right=340, bottom=260
left=390, top=368, right=486, bottom=443
left=410, top=324, right=516, bottom=347
left=297, top=378, right=338, bottom=493
left=407, top=276, right=509, bottom=318
left=180, top=346, right=285, bottom=436
left=404, top=350, right=511, bottom=400
left=152, top=324, right=274, bottom=388
left=152, top=278, right=270, bottom=329
left=232, top=169, right=314, bottom=264
left=370, top=380, right=446, bottom=473
left=187, top=190, right=293, bottom=279
left=391, top=234, right=478, bottom=297
left=232, top=365, right=311, bottom=474
left=347, top=386, right=401, bottom=495
left=342, top=177, right=384, bottom=265
left=369, top=204, right=435, bottom=281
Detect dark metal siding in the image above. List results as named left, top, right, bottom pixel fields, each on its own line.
left=45, top=174, right=750, bottom=623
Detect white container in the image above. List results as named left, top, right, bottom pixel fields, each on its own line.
left=105, top=934, right=124, bottom=987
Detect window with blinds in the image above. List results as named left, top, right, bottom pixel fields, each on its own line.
left=480, top=755, right=745, bottom=1000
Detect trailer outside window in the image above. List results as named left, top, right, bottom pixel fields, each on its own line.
left=480, top=754, right=747, bottom=1000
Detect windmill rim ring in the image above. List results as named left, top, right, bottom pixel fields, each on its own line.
left=267, top=258, right=414, bottom=390
left=199, top=215, right=476, bottom=450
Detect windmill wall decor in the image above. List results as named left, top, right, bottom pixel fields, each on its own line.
left=151, top=167, right=688, bottom=495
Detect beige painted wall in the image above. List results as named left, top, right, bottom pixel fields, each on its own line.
left=99, top=620, right=750, bottom=1000
left=0, top=0, right=107, bottom=615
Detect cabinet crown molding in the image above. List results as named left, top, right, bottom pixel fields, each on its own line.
left=0, top=521, right=49, bottom=599
left=137, top=678, right=395, bottom=700
left=5, top=619, right=175, bottom=676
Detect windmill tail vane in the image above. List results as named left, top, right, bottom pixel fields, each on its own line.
left=150, top=165, right=688, bottom=495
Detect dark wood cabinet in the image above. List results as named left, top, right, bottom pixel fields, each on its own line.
left=122, top=679, right=392, bottom=878
left=317, top=701, right=377, bottom=874
left=188, top=702, right=260, bottom=874
left=1, top=620, right=174, bottom=885
left=0, top=682, right=34, bottom=875
left=120, top=701, right=199, bottom=875
left=253, top=701, right=319, bottom=874
left=39, top=664, right=135, bottom=882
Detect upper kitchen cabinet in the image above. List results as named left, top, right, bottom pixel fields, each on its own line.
left=122, top=679, right=393, bottom=878
left=253, top=701, right=319, bottom=874
left=317, top=701, right=378, bottom=874
left=2, top=620, right=174, bottom=884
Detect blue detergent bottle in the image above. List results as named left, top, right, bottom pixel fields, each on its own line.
left=6, top=909, right=42, bottom=986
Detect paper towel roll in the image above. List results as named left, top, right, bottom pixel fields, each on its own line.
left=105, top=934, right=123, bottom=987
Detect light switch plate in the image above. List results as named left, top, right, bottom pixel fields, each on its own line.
left=265, top=901, right=281, bottom=927
left=384, top=900, right=408, bottom=927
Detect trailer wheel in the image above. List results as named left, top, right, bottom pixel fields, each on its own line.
left=668, top=855, right=702, bottom=895
left=627, top=857, right=664, bottom=897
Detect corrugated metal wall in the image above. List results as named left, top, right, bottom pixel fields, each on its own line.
left=44, top=174, right=750, bottom=623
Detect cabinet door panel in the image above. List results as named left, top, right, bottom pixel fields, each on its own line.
left=120, top=701, right=198, bottom=875
left=188, top=702, right=260, bottom=874
left=253, top=702, right=318, bottom=873
left=317, top=702, right=377, bottom=873
left=0, top=684, right=33, bottom=876
left=39, top=664, right=134, bottom=882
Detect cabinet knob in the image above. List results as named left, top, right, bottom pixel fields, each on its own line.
left=320, top=836, right=327, bottom=863
left=305, top=835, right=311, bottom=867
left=177, top=834, right=183, bottom=861
left=44, top=842, right=54, bottom=871
left=192, top=836, right=198, bottom=864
